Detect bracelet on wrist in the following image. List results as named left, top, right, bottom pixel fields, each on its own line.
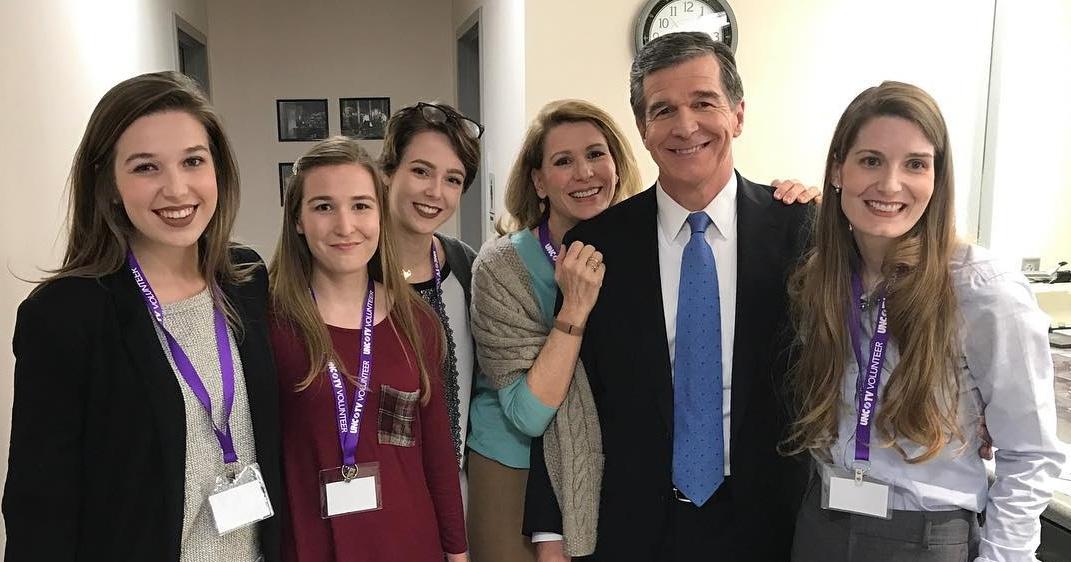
left=553, top=319, right=584, bottom=336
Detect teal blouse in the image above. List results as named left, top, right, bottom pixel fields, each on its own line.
left=466, top=229, right=558, bottom=469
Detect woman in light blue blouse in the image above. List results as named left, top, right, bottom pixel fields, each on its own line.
left=785, top=81, right=1065, bottom=562
left=466, top=100, right=643, bottom=562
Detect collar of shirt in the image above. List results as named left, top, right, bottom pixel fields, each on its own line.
left=655, top=172, right=738, bottom=245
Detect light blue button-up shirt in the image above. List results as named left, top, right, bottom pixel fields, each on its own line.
left=828, top=244, right=1065, bottom=562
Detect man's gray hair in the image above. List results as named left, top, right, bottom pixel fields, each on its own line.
left=629, top=32, right=744, bottom=123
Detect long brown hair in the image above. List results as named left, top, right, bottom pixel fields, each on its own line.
left=269, top=136, right=443, bottom=402
left=496, top=99, right=643, bottom=235
left=40, top=71, right=252, bottom=311
left=784, top=81, right=961, bottom=464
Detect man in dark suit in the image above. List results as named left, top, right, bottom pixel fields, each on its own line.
left=525, top=32, right=812, bottom=561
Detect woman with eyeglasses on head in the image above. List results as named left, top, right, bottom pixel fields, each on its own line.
left=3, top=71, right=284, bottom=562
left=379, top=102, right=483, bottom=501
left=784, top=82, right=1064, bottom=562
left=269, top=137, right=468, bottom=561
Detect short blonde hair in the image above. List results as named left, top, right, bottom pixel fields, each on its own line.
left=497, top=99, right=642, bottom=234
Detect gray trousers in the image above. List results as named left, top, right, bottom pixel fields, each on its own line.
left=792, top=478, right=980, bottom=562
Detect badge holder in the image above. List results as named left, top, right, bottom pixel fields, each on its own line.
left=208, top=462, right=275, bottom=536
left=819, top=462, right=892, bottom=519
left=320, top=461, right=383, bottom=519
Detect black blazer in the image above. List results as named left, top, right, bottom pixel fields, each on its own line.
left=524, top=176, right=813, bottom=561
left=3, top=247, right=284, bottom=562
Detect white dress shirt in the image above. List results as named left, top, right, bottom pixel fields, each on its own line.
left=826, top=244, right=1065, bottom=562
left=656, top=175, right=738, bottom=475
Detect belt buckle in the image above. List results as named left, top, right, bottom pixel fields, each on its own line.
left=672, top=487, right=692, bottom=503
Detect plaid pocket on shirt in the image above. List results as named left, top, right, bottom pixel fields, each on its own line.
left=377, top=385, right=419, bottom=447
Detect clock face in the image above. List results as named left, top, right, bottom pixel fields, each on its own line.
left=636, top=0, right=737, bottom=53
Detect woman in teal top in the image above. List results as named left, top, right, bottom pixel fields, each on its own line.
left=467, top=100, right=643, bottom=562
left=467, top=225, right=563, bottom=465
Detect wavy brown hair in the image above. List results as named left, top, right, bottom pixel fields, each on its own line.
left=379, top=101, right=481, bottom=192
left=269, top=136, right=443, bottom=402
left=495, top=99, right=643, bottom=235
left=38, top=71, right=252, bottom=317
left=783, top=81, right=962, bottom=464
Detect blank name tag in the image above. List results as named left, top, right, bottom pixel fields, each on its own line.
left=820, top=464, right=892, bottom=519
left=208, top=464, right=274, bottom=535
left=320, top=462, right=383, bottom=518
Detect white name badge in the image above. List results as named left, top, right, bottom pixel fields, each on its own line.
left=208, top=463, right=275, bottom=535
left=820, top=463, right=892, bottom=519
left=320, top=462, right=383, bottom=519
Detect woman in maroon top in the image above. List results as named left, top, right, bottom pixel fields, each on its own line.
left=267, top=136, right=468, bottom=561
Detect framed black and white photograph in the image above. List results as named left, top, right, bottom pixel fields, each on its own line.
left=277, top=99, right=328, bottom=141
left=340, top=97, right=390, bottom=140
left=278, top=162, right=294, bottom=206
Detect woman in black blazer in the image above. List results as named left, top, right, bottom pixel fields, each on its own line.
left=3, top=71, right=284, bottom=562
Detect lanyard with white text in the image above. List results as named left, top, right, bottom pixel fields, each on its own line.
left=537, top=219, right=558, bottom=263
left=847, top=270, right=890, bottom=476
left=127, top=251, right=238, bottom=464
left=326, top=276, right=375, bottom=469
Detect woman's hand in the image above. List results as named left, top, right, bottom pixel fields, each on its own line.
left=536, top=540, right=571, bottom=562
left=771, top=178, right=822, bottom=205
left=554, top=241, right=605, bottom=326
left=445, top=552, right=470, bottom=562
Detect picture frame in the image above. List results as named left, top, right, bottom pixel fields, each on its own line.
left=277, top=99, right=328, bottom=141
left=279, top=162, right=295, bottom=206
left=340, top=97, right=390, bottom=140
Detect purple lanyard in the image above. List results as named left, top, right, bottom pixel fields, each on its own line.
left=537, top=220, right=558, bottom=264
left=847, top=271, right=890, bottom=468
left=325, top=276, right=376, bottom=468
left=127, top=252, right=238, bottom=464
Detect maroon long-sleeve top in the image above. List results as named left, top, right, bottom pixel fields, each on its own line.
left=271, top=309, right=465, bottom=561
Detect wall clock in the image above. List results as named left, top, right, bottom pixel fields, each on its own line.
left=635, top=0, right=738, bottom=54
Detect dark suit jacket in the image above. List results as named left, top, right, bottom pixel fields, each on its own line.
left=524, top=175, right=813, bottom=561
left=3, top=247, right=285, bottom=562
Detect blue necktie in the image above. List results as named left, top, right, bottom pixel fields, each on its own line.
left=672, top=211, right=724, bottom=507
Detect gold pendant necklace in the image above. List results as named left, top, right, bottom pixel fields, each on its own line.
left=402, top=269, right=412, bottom=280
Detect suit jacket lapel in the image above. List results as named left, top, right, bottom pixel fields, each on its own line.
left=730, top=174, right=785, bottom=447
left=629, top=188, right=675, bottom=432
left=108, top=267, right=187, bottom=547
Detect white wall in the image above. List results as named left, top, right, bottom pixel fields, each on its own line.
left=522, top=0, right=995, bottom=235
left=0, top=0, right=208, bottom=550
left=983, top=0, right=1071, bottom=272
left=453, top=0, right=527, bottom=243
left=209, top=0, right=457, bottom=259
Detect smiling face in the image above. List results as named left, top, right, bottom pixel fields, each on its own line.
left=113, top=110, right=218, bottom=255
left=532, top=121, right=618, bottom=228
left=834, top=115, right=936, bottom=243
left=386, top=130, right=465, bottom=237
left=297, top=163, right=381, bottom=277
left=638, top=55, right=743, bottom=200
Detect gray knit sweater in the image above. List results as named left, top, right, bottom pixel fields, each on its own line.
left=153, top=289, right=262, bottom=562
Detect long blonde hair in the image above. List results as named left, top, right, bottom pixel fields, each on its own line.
left=39, top=71, right=252, bottom=317
left=496, top=99, right=643, bottom=235
left=269, top=136, right=443, bottom=403
left=784, top=81, right=961, bottom=464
